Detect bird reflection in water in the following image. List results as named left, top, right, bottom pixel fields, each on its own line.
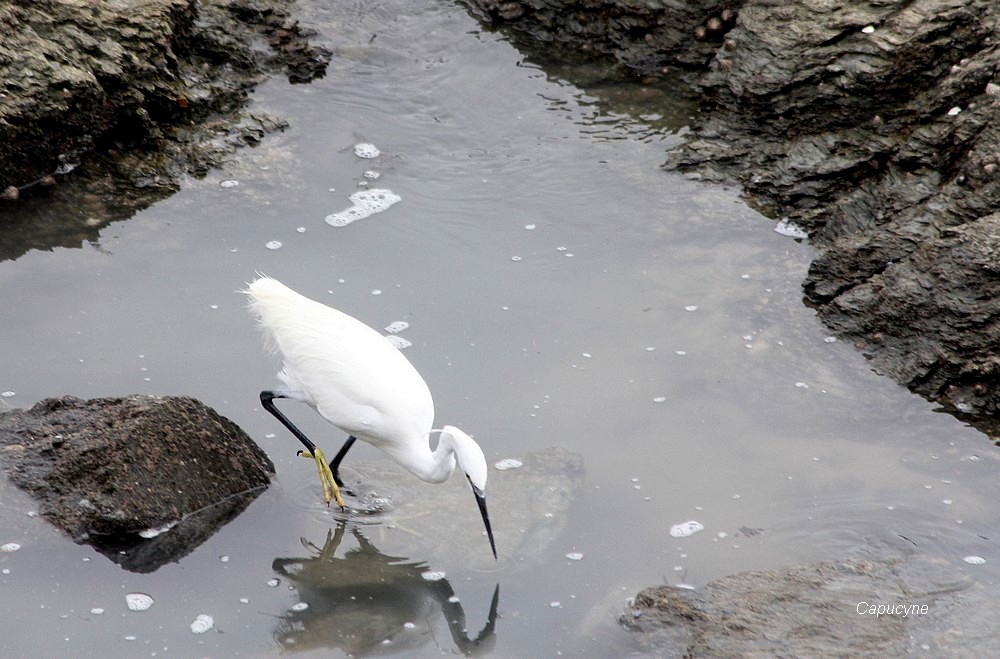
left=271, top=522, right=500, bottom=656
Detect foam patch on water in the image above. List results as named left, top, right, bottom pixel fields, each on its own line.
left=494, top=458, right=523, bottom=471
left=125, top=593, right=155, bottom=611
left=384, top=335, right=412, bottom=350
left=138, top=521, right=177, bottom=539
left=354, top=143, right=380, bottom=158
left=774, top=219, right=808, bottom=239
left=670, top=521, right=705, bottom=538
left=325, top=189, right=401, bottom=227
left=420, top=570, right=446, bottom=581
left=384, top=321, right=409, bottom=334
left=1, top=542, right=21, bottom=552
left=190, top=614, right=214, bottom=634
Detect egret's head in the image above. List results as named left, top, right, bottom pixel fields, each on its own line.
left=440, top=425, right=488, bottom=491
left=440, top=424, right=496, bottom=560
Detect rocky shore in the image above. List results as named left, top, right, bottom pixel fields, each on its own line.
left=463, top=0, right=1000, bottom=441
left=0, top=0, right=329, bottom=261
left=459, top=1, right=1000, bottom=654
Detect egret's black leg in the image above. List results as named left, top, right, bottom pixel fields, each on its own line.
left=329, top=435, right=357, bottom=488
left=259, top=390, right=318, bottom=454
left=260, top=390, right=344, bottom=507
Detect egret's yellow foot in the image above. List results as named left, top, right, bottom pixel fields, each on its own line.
left=299, top=448, right=344, bottom=509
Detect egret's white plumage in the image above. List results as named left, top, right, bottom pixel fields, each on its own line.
left=244, top=276, right=495, bottom=557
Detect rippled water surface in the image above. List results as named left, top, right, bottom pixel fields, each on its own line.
left=2, top=1, right=999, bottom=656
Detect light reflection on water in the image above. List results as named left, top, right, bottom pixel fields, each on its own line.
left=0, top=0, right=998, bottom=656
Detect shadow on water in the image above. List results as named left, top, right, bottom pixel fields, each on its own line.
left=0, top=166, right=174, bottom=263
left=475, top=24, right=699, bottom=139
left=271, top=522, right=499, bottom=656
left=85, top=488, right=268, bottom=574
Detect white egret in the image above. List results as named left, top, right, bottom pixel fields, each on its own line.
left=244, top=276, right=496, bottom=559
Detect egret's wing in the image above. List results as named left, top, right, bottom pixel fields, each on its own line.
left=247, top=278, right=434, bottom=443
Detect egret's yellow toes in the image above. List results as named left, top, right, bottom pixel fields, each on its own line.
left=299, top=448, right=344, bottom=509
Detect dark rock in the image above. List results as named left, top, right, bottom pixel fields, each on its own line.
left=670, top=0, right=1000, bottom=439
left=0, top=0, right=328, bottom=259
left=815, top=213, right=1000, bottom=419
left=462, top=0, right=733, bottom=72
left=0, top=395, right=274, bottom=572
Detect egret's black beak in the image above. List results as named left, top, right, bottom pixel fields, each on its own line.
left=469, top=476, right=497, bottom=560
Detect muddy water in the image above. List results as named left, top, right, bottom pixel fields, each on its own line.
left=1, top=1, right=998, bottom=656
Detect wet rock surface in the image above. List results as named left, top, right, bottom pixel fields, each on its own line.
left=0, top=395, right=274, bottom=572
left=620, top=545, right=993, bottom=657
left=0, top=0, right=329, bottom=257
left=461, top=0, right=1000, bottom=439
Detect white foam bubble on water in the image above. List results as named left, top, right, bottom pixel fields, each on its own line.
left=219, top=179, right=239, bottom=188
left=384, top=321, right=409, bottom=334
left=90, top=608, right=105, bottom=615
left=325, top=189, right=401, bottom=227
left=963, top=555, right=986, bottom=565
left=291, top=602, right=309, bottom=612
left=138, top=522, right=176, bottom=539
left=420, top=570, right=446, bottom=581
left=384, top=335, right=412, bottom=350
left=670, top=521, right=705, bottom=538
left=1, top=542, right=21, bottom=552
left=1, top=390, right=15, bottom=398
left=403, top=621, right=417, bottom=629
left=125, top=593, right=155, bottom=612
left=354, top=143, right=380, bottom=158
left=565, top=552, right=583, bottom=561
left=774, top=219, right=809, bottom=239
left=494, top=458, right=523, bottom=471
left=190, top=614, right=214, bottom=634
left=265, top=240, right=282, bottom=250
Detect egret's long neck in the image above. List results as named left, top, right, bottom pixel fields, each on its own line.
left=391, top=433, right=457, bottom=484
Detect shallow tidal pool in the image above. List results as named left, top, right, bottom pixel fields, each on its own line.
left=1, top=1, right=998, bottom=656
